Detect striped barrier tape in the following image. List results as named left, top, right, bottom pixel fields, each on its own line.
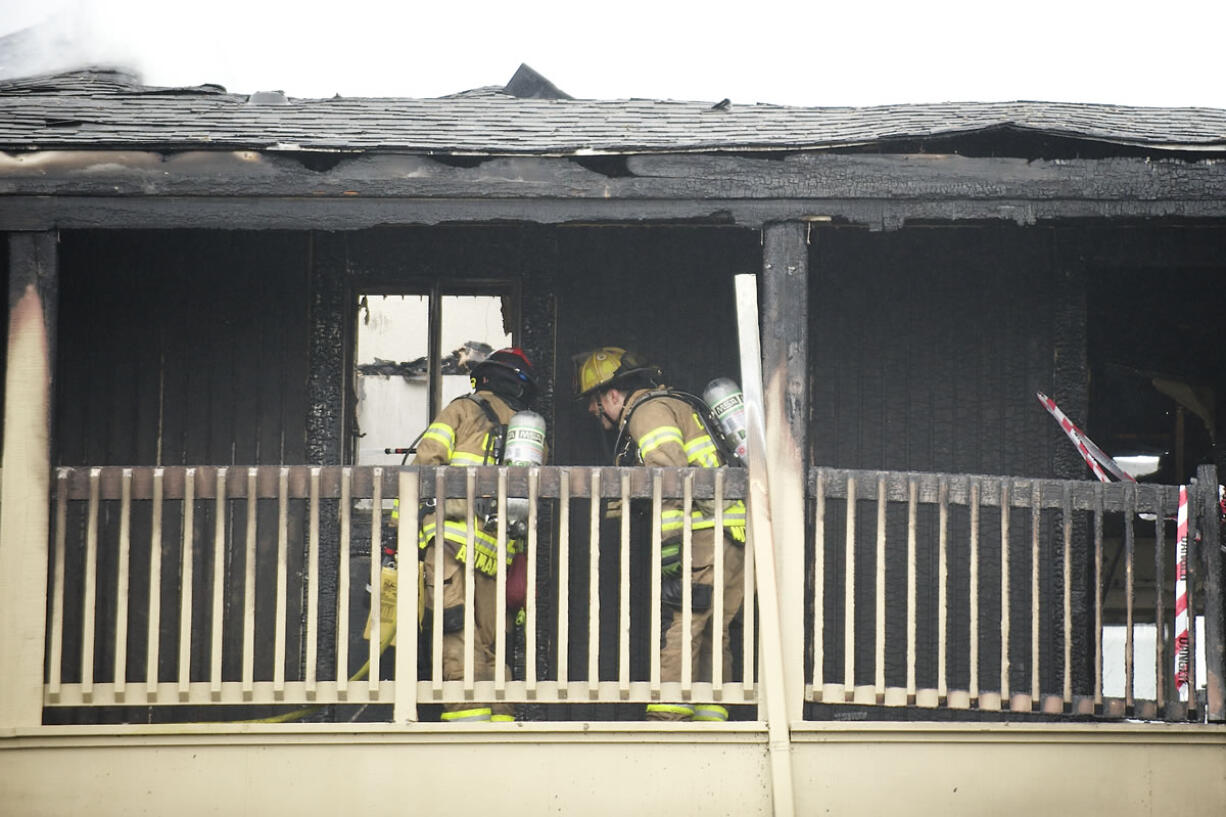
left=1175, top=485, right=1190, bottom=701
left=1036, top=392, right=1136, bottom=483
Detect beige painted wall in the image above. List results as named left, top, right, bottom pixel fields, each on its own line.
left=2, top=723, right=1223, bottom=817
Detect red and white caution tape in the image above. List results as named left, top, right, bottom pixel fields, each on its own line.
left=1175, top=486, right=1190, bottom=702
left=1036, top=392, right=1136, bottom=483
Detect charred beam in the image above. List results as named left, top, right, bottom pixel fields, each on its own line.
left=4, top=152, right=1226, bottom=203
left=5, top=196, right=1226, bottom=233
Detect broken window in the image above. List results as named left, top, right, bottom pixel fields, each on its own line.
left=352, top=289, right=514, bottom=466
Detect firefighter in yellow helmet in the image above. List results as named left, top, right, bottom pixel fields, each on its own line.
left=575, top=346, right=746, bottom=722
left=414, top=347, right=540, bottom=723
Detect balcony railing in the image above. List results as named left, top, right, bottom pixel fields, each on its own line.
left=45, top=463, right=1222, bottom=723
left=806, top=466, right=1221, bottom=721
left=46, top=465, right=755, bottom=719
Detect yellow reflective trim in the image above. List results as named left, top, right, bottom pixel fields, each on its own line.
left=441, top=707, right=492, bottom=722
left=637, top=425, right=684, bottom=457
left=692, top=704, right=729, bottom=722
left=684, top=436, right=716, bottom=455
left=419, top=519, right=498, bottom=548
left=659, top=502, right=747, bottom=534
left=685, top=440, right=720, bottom=468
left=418, top=519, right=516, bottom=576
left=450, top=451, right=487, bottom=466
left=422, top=422, right=456, bottom=454
left=490, top=714, right=516, bottom=722
left=646, top=703, right=695, bottom=717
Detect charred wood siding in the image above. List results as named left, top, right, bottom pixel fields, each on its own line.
left=56, top=230, right=311, bottom=467
left=51, top=231, right=310, bottom=719
left=807, top=225, right=1078, bottom=709
left=810, top=225, right=1062, bottom=476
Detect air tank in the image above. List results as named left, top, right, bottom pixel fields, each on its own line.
left=504, top=411, right=547, bottom=466
left=503, top=410, right=547, bottom=535
left=702, top=378, right=748, bottom=466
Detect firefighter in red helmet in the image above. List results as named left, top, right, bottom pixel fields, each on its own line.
left=414, top=347, right=540, bottom=722
left=575, top=346, right=746, bottom=722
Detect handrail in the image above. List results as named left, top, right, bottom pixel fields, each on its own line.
left=45, top=464, right=755, bottom=717
left=805, top=465, right=1218, bottom=722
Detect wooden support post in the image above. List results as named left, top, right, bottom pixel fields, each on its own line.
left=1199, top=464, right=1224, bottom=721
left=0, top=231, right=57, bottom=727
left=760, top=222, right=809, bottom=721
left=306, top=232, right=344, bottom=685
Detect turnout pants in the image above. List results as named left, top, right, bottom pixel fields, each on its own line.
left=422, top=543, right=513, bottom=721
left=647, top=528, right=746, bottom=721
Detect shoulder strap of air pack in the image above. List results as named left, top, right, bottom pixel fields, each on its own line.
left=462, top=394, right=507, bottom=464
left=613, top=388, right=735, bottom=467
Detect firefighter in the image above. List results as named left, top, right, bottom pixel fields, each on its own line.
left=414, top=347, right=539, bottom=723
left=574, top=346, right=746, bottom=722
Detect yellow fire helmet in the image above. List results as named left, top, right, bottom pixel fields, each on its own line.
left=573, top=346, right=662, bottom=398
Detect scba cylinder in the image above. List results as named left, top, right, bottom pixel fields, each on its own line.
left=503, top=410, right=547, bottom=535
left=504, top=410, right=547, bottom=466
left=702, top=378, right=748, bottom=465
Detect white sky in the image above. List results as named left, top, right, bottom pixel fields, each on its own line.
left=2, top=0, right=1224, bottom=108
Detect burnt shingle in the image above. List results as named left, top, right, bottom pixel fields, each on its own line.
left=1, top=69, right=1224, bottom=155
